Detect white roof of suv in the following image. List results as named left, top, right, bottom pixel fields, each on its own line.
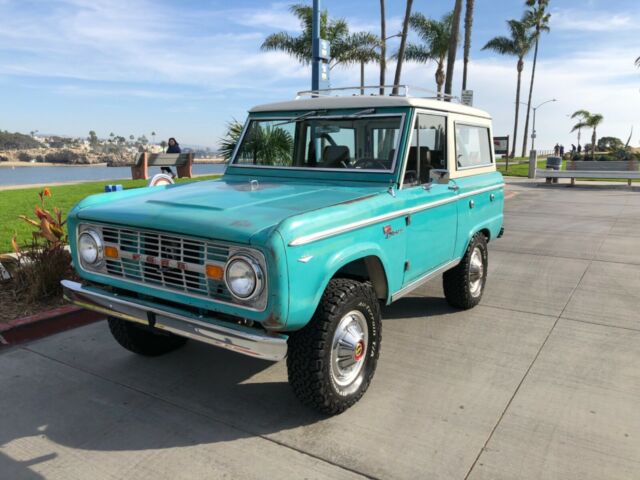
left=250, top=95, right=491, bottom=119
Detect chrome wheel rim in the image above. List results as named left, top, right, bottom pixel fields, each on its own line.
left=469, top=247, right=484, bottom=297
left=330, top=310, right=368, bottom=394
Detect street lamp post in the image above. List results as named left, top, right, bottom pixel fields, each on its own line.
left=527, top=98, right=557, bottom=179
left=311, top=0, right=321, bottom=92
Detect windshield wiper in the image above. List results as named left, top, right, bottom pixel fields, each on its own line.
left=347, top=108, right=376, bottom=118
left=273, top=110, right=326, bottom=126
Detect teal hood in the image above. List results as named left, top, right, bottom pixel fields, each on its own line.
left=74, top=176, right=385, bottom=244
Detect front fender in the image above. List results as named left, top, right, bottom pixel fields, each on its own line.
left=283, top=231, right=405, bottom=331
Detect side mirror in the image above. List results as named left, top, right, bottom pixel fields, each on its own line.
left=429, top=169, right=450, bottom=185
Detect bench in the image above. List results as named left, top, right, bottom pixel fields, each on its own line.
left=131, top=152, right=194, bottom=180
left=537, top=159, right=640, bottom=186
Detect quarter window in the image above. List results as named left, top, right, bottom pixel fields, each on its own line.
left=455, top=124, right=492, bottom=169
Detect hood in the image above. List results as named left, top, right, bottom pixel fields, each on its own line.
left=75, top=176, right=384, bottom=244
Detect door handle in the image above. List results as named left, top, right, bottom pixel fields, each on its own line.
left=448, top=185, right=459, bottom=192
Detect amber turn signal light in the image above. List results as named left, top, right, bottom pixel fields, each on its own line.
left=205, top=264, right=224, bottom=280
left=104, top=246, right=119, bottom=259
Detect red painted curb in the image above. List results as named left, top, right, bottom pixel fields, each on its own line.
left=0, top=305, right=103, bottom=346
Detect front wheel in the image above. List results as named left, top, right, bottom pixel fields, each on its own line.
left=287, top=279, right=382, bottom=415
left=108, top=317, right=187, bottom=356
left=443, top=232, right=488, bottom=310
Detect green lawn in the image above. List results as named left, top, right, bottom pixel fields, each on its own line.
left=0, top=176, right=220, bottom=253
left=498, top=159, right=556, bottom=177
left=498, top=160, right=639, bottom=183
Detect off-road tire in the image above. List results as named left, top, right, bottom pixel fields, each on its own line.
left=443, top=232, right=488, bottom=310
left=107, top=317, right=187, bottom=356
left=287, top=279, right=382, bottom=415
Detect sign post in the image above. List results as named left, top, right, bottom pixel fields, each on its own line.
left=311, top=0, right=330, bottom=92
left=461, top=90, right=473, bottom=107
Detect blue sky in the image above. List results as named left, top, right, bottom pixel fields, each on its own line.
left=0, top=0, right=639, bottom=150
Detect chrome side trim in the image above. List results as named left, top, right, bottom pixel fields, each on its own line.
left=391, top=258, right=461, bottom=302
left=289, top=184, right=504, bottom=246
left=61, top=280, right=288, bottom=362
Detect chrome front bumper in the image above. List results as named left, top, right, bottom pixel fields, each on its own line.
left=61, top=280, right=288, bottom=362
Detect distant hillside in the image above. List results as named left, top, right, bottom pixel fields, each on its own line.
left=0, top=130, right=41, bottom=150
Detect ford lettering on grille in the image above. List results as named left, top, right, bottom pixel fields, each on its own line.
left=99, top=226, right=233, bottom=302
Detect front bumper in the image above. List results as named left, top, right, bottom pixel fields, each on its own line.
left=61, top=280, right=288, bottom=362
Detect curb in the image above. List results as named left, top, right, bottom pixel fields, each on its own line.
left=0, top=305, right=102, bottom=346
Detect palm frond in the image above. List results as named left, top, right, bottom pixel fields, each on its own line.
left=402, top=43, right=433, bottom=63
left=482, top=36, right=516, bottom=55
left=571, top=121, right=588, bottom=133
left=218, top=120, right=245, bottom=161
left=571, top=109, right=591, bottom=120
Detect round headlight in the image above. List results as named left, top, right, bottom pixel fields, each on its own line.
left=224, top=255, right=264, bottom=300
left=78, top=230, right=103, bottom=266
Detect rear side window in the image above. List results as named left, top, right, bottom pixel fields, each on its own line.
left=455, top=124, right=492, bottom=169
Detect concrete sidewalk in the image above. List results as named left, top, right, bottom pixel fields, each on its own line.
left=1, top=180, right=639, bottom=479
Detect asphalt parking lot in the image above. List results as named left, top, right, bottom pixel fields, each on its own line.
left=1, top=180, right=639, bottom=479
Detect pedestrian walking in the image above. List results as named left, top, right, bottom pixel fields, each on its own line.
left=559, top=145, right=565, bottom=157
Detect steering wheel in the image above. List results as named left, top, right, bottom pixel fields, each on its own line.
left=354, top=158, right=388, bottom=170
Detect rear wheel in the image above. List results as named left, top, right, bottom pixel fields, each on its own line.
left=107, top=317, right=187, bottom=356
left=443, top=233, right=488, bottom=310
left=287, top=279, right=381, bottom=415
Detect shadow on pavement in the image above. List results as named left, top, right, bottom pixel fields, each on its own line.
left=0, top=336, right=326, bottom=456
left=382, top=295, right=458, bottom=319
left=0, top=452, right=53, bottom=480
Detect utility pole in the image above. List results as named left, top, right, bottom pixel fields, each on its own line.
left=311, top=0, right=321, bottom=92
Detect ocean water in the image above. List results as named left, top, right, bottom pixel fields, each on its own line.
left=0, top=163, right=227, bottom=187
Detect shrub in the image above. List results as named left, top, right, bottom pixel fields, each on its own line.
left=6, top=188, right=73, bottom=303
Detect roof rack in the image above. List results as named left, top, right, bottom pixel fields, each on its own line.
left=295, top=85, right=459, bottom=102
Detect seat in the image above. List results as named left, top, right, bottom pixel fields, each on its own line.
left=322, top=146, right=350, bottom=168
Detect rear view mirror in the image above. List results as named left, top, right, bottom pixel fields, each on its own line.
left=430, top=169, right=450, bottom=184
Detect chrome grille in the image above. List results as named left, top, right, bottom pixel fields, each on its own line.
left=100, top=226, right=233, bottom=302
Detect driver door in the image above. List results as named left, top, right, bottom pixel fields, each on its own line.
left=400, top=113, right=458, bottom=285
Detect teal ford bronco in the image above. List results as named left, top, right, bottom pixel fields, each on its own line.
left=63, top=88, right=504, bottom=415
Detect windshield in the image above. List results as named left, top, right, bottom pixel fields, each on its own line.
left=232, top=114, right=403, bottom=171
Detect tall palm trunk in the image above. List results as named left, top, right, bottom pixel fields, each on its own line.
left=592, top=128, right=597, bottom=160
left=445, top=0, right=463, bottom=97
left=379, top=0, right=386, bottom=95
left=521, top=33, right=539, bottom=156
left=511, top=57, right=524, bottom=159
left=462, top=0, right=474, bottom=90
left=393, top=0, right=414, bottom=95
left=360, top=61, right=366, bottom=94
left=436, top=60, right=445, bottom=97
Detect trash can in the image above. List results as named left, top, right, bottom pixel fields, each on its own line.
left=546, top=156, right=562, bottom=183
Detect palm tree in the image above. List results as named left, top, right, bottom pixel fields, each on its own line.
left=219, top=120, right=244, bottom=161
left=521, top=0, right=551, bottom=157
left=571, top=110, right=604, bottom=160
left=151, top=131, right=156, bottom=145
left=403, top=12, right=453, bottom=97
left=262, top=4, right=350, bottom=71
left=379, top=0, right=386, bottom=95
left=462, top=0, right=475, bottom=91
left=483, top=18, right=535, bottom=160
left=339, top=32, right=381, bottom=93
left=444, top=0, right=463, bottom=97
left=392, top=0, right=414, bottom=95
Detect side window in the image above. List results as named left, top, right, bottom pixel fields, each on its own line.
left=405, top=113, right=446, bottom=186
left=455, top=124, right=492, bottom=169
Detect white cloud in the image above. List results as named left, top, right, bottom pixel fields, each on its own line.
left=552, top=8, right=636, bottom=32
